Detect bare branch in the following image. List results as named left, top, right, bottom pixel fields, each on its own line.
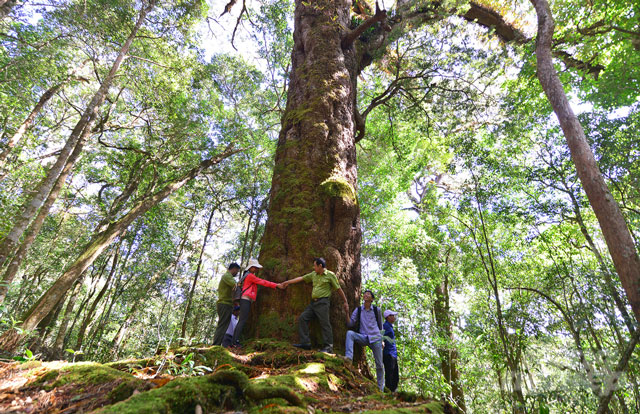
left=220, top=0, right=237, bottom=17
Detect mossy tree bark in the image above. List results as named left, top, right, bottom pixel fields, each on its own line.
left=250, top=0, right=607, bottom=352
left=254, top=0, right=363, bottom=349
left=251, top=0, right=547, bottom=349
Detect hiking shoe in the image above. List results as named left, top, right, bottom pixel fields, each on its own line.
left=319, top=346, right=333, bottom=353
left=293, top=343, right=311, bottom=350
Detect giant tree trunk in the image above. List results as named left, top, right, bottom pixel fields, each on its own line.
left=0, top=146, right=239, bottom=352
left=254, top=0, right=362, bottom=349
left=529, top=0, right=640, bottom=324
left=0, top=0, right=156, bottom=270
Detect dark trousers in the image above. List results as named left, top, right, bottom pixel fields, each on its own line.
left=232, top=298, right=251, bottom=345
left=383, top=353, right=399, bottom=391
left=222, top=334, right=234, bottom=347
left=212, top=303, right=232, bottom=345
left=298, top=297, right=332, bottom=347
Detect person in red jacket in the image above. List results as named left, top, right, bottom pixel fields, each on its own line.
left=231, top=258, right=285, bottom=347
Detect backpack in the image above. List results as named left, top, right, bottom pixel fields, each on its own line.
left=232, top=270, right=251, bottom=301
left=351, top=305, right=382, bottom=333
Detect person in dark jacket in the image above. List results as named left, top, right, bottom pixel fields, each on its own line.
left=383, top=309, right=399, bottom=392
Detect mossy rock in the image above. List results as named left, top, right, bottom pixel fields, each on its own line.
left=357, top=401, right=445, bottom=413
left=5, top=340, right=442, bottom=414
left=245, top=338, right=293, bottom=353
left=29, top=362, right=142, bottom=390
left=94, top=373, right=239, bottom=413
left=95, top=368, right=305, bottom=414
left=26, top=362, right=149, bottom=405
left=105, top=357, right=154, bottom=372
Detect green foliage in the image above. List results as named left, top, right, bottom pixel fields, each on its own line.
left=155, top=352, right=213, bottom=377
left=1, top=0, right=639, bottom=412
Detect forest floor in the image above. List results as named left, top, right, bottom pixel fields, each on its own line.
left=0, top=339, right=446, bottom=413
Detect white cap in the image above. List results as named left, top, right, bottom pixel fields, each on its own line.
left=247, top=258, right=263, bottom=269
left=383, top=310, right=398, bottom=319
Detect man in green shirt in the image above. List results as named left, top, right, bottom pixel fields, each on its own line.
left=212, top=262, right=241, bottom=345
left=283, top=257, right=349, bottom=353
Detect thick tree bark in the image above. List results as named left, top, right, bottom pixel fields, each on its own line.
left=0, top=146, right=239, bottom=352
left=254, top=0, right=361, bottom=349
left=529, top=0, right=640, bottom=324
left=0, top=0, right=156, bottom=270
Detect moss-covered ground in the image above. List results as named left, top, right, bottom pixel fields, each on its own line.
left=0, top=339, right=444, bottom=413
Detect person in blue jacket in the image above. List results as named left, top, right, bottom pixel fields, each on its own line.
left=383, top=309, right=399, bottom=392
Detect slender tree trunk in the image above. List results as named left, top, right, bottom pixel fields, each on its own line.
left=433, top=271, right=466, bottom=412
left=89, top=226, right=143, bottom=347
left=471, top=175, right=527, bottom=413
left=0, top=0, right=17, bottom=20
left=0, top=132, right=89, bottom=303
left=180, top=205, right=217, bottom=342
left=0, top=60, right=87, bottom=169
left=8, top=264, right=46, bottom=314
left=0, top=0, right=157, bottom=270
left=53, top=277, right=83, bottom=352
left=86, top=236, right=136, bottom=353
left=66, top=261, right=108, bottom=348
left=34, top=294, right=65, bottom=344
left=566, top=188, right=636, bottom=334
left=530, top=0, right=640, bottom=324
left=109, top=262, right=165, bottom=359
left=0, top=83, right=65, bottom=168
left=74, top=248, right=119, bottom=351
left=596, top=329, right=640, bottom=414
left=239, top=202, right=255, bottom=267
left=0, top=146, right=239, bottom=352
left=255, top=0, right=361, bottom=348
left=246, top=198, right=267, bottom=263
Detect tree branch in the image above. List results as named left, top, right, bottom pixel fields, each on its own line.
left=342, top=2, right=388, bottom=49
